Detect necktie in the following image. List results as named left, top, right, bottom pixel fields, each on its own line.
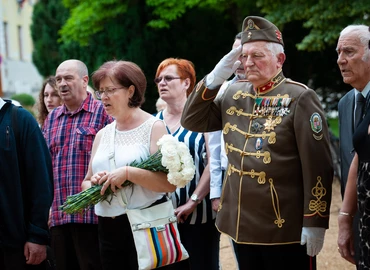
left=354, top=92, right=366, bottom=128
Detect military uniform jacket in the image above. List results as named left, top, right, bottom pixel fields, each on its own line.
left=181, top=71, right=333, bottom=245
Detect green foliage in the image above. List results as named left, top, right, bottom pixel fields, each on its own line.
left=257, top=0, right=370, bottom=51
left=59, top=0, right=243, bottom=45
left=11, top=93, right=35, bottom=107
left=56, top=0, right=370, bottom=52
left=11, top=93, right=36, bottom=117
left=36, top=1, right=238, bottom=112
left=31, top=0, right=70, bottom=77
left=328, top=118, right=339, bottom=138
left=59, top=0, right=128, bottom=46
left=32, top=0, right=362, bottom=114
left=145, top=0, right=228, bottom=28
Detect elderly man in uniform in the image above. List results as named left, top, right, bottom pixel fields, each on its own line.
left=181, top=16, right=333, bottom=270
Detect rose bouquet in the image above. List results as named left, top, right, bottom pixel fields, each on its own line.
left=60, top=134, right=196, bottom=214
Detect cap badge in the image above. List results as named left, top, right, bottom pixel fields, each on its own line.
left=246, top=19, right=260, bottom=30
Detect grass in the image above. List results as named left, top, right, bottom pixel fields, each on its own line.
left=328, top=118, right=339, bottom=138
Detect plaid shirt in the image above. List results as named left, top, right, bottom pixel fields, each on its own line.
left=43, top=93, right=113, bottom=227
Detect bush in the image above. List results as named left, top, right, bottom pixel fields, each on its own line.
left=11, top=93, right=36, bottom=117
left=327, top=118, right=339, bottom=138
left=11, top=93, right=35, bottom=107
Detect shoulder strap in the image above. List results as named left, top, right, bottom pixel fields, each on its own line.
left=108, top=121, right=128, bottom=207
left=108, top=121, right=116, bottom=170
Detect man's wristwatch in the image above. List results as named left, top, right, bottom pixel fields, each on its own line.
left=191, top=194, right=201, bottom=204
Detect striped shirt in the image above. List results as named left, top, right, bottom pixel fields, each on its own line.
left=43, top=93, right=113, bottom=227
left=155, top=111, right=215, bottom=224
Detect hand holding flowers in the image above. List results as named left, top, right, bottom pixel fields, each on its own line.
left=60, top=134, right=195, bottom=214
left=96, top=167, right=129, bottom=195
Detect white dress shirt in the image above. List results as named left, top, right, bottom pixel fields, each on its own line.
left=208, top=78, right=238, bottom=199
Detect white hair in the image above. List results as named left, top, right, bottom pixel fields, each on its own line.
left=266, top=42, right=284, bottom=56
left=339, top=25, right=370, bottom=61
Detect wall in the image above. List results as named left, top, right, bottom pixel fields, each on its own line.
left=0, top=0, right=42, bottom=98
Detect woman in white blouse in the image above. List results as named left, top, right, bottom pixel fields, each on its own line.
left=81, top=60, right=175, bottom=270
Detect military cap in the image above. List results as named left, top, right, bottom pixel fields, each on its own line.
left=241, top=16, right=284, bottom=47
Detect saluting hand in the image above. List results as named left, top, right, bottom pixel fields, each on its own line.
left=206, top=45, right=242, bottom=89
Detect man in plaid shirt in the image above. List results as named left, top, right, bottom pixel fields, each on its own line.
left=43, top=59, right=113, bottom=270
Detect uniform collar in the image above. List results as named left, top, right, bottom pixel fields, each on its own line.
left=254, top=70, right=286, bottom=95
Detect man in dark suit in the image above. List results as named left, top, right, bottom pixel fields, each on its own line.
left=338, top=89, right=360, bottom=268
left=337, top=24, right=370, bottom=268
left=338, top=89, right=355, bottom=197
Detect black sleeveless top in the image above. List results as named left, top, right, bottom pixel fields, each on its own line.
left=353, top=105, right=370, bottom=162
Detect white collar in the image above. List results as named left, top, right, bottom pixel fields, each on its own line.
left=0, top=98, right=5, bottom=110
left=355, top=81, right=370, bottom=98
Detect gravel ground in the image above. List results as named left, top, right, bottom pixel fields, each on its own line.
left=219, top=179, right=356, bottom=270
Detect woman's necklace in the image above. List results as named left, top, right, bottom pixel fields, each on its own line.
left=163, top=109, right=181, bottom=133
left=163, top=116, right=181, bottom=134
left=166, top=119, right=180, bottom=131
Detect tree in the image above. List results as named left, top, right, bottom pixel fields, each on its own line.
left=256, top=0, right=370, bottom=51
left=31, top=0, right=70, bottom=77
left=31, top=0, right=239, bottom=112
left=59, top=0, right=129, bottom=46
left=59, top=0, right=370, bottom=52
left=32, top=0, right=362, bottom=113
left=59, top=0, right=258, bottom=47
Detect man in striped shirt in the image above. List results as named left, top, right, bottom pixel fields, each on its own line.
left=43, top=59, right=113, bottom=270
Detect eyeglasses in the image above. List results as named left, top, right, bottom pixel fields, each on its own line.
left=94, top=87, right=125, bottom=100
left=154, top=75, right=181, bottom=84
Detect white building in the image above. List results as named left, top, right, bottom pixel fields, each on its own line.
left=0, top=0, right=42, bottom=98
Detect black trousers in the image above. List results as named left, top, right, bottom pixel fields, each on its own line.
left=98, top=214, right=138, bottom=270
left=0, top=246, right=47, bottom=270
left=234, top=243, right=316, bottom=270
left=50, top=223, right=102, bottom=270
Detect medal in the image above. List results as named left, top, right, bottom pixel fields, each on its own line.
left=255, top=138, right=263, bottom=150
left=255, top=97, right=263, bottom=115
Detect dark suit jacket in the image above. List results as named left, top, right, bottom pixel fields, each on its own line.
left=338, top=88, right=360, bottom=267
left=338, top=89, right=355, bottom=197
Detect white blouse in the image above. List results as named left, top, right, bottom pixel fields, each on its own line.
left=93, top=118, right=165, bottom=217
